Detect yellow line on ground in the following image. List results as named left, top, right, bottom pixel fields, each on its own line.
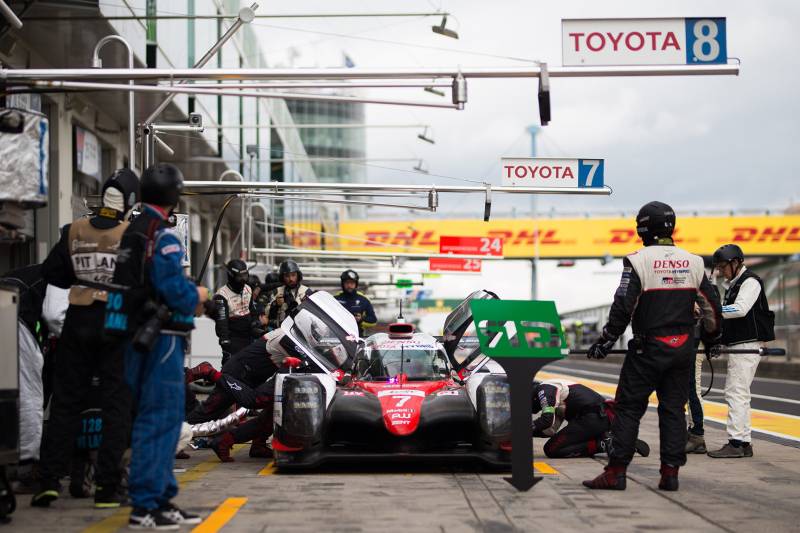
left=81, top=510, right=131, bottom=533
left=81, top=445, right=247, bottom=533
left=533, top=461, right=559, bottom=475
left=539, top=370, right=800, bottom=441
left=258, top=461, right=275, bottom=476
left=191, top=497, right=248, bottom=533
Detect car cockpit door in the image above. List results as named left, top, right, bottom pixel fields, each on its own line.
left=280, top=291, right=362, bottom=374
left=442, top=289, right=499, bottom=378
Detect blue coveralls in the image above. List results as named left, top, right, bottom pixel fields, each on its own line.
left=124, top=218, right=198, bottom=511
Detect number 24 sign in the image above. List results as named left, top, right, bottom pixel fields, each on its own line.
left=440, top=236, right=503, bottom=256
left=562, top=18, right=727, bottom=66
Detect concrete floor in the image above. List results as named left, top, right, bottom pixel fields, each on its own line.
left=7, top=408, right=800, bottom=533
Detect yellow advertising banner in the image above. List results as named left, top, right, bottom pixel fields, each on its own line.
left=334, top=216, right=800, bottom=258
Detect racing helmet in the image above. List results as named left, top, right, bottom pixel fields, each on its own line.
left=101, top=168, right=140, bottom=214
left=340, top=269, right=359, bottom=291
left=140, top=163, right=184, bottom=208
left=636, top=201, right=675, bottom=244
left=278, top=259, right=303, bottom=285
left=225, top=259, right=249, bottom=292
left=713, top=244, right=744, bottom=266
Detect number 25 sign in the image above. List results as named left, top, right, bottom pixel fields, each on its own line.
left=562, top=18, right=727, bottom=66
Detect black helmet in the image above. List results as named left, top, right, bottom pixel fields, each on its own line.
left=102, top=168, right=140, bottom=213
left=225, top=259, right=249, bottom=292
left=713, top=244, right=744, bottom=265
left=340, top=269, right=359, bottom=290
left=636, top=201, right=675, bottom=244
left=225, top=259, right=248, bottom=280
left=278, top=259, right=302, bottom=283
left=140, top=163, right=184, bottom=207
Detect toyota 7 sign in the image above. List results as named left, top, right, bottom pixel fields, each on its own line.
left=501, top=158, right=604, bottom=188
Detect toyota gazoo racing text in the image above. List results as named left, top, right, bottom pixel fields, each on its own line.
left=271, top=290, right=512, bottom=470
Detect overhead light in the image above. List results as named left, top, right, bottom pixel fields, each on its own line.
left=413, top=160, right=429, bottom=174
left=417, top=127, right=435, bottom=144
left=538, top=61, right=551, bottom=126
left=432, top=15, right=459, bottom=39
left=424, top=86, right=445, bottom=97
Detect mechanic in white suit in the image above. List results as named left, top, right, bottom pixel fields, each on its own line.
left=707, top=244, right=775, bottom=459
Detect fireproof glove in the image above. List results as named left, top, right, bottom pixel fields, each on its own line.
left=587, top=339, right=615, bottom=360
left=705, top=343, right=723, bottom=359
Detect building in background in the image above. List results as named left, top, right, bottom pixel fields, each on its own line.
left=0, top=0, right=321, bottom=288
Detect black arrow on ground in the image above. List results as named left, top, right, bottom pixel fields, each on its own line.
left=493, top=356, right=560, bottom=492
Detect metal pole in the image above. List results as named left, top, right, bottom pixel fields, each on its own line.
left=0, top=1, right=22, bottom=29
left=29, top=80, right=459, bottom=109
left=3, top=64, right=741, bottom=81
left=143, top=3, right=257, bottom=124
left=92, top=35, right=136, bottom=168
left=183, top=157, right=422, bottom=164
left=182, top=180, right=613, bottom=196
left=201, top=123, right=430, bottom=129
left=141, top=124, right=157, bottom=168
left=23, top=11, right=450, bottom=21
left=219, top=170, right=246, bottom=260
left=164, top=81, right=451, bottom=89
left=249, top=202, right=268, bottom=262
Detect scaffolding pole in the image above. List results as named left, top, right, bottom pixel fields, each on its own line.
left=1, top=64, right=740, bottom=82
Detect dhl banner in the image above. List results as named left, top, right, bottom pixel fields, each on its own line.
left=326, top=216, right=800, bottom=258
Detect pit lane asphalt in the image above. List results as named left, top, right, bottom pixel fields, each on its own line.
left=10, top=415, right=800, bottom=533
left=8, top=360, right=800, bottom=532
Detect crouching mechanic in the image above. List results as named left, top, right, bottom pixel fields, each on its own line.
left=105, top=163, right=209, bottom=529
left=335, top=269, right=377, bottom=336
left=583, top=201, right=721, bottom=492
left=708, top=244, right=775, bottom=459
left=185, top=329, right=301, bottom=462
left=214, top=259, right=260, bottom=365
left=185, top=336, right=278, bottom=459
left=533, top=380, right=650, bottom=459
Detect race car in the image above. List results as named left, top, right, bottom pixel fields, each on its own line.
left=271, top=289, right=512, bottom=470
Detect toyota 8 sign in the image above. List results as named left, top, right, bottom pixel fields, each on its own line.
left=562, top=18, right=727, bottom=66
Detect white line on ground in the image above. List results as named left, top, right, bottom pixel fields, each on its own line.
left=550, top=365, right=800, bottom=405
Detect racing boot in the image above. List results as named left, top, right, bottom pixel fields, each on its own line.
left=185, top=362, right=220, bottom=384
left=658, top=464, right=679, bottom=491
left=583, top=464, right=627, bottom=490
left=707, top=441, right=744, bottom=458
left=685, top=433, right=707, bottom=454
left=248, top=440, right=273, bottom=459
left=210, top=433, right=235, bottom=463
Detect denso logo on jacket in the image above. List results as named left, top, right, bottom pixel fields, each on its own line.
left=652, top=259, right=690, bottom=269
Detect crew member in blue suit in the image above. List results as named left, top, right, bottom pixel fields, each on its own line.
left=335, top=269, right=377, bottom=336
left=105, top=163, right=208, bottom=530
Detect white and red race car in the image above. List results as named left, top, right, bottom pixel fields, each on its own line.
left=271, top=290, right=511, bottom=470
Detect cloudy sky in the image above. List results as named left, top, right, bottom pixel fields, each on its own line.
left=253, top=0, right=800, bottom=219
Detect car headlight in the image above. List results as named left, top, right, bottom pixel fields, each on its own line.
left=477, top=376, right=511, bottom=440
left=282, top=376, right=325, bottom=439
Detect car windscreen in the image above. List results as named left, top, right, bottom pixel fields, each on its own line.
left=365, top=344, right=450, bottom=381
left=290, top=307, right=358, bottom=371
